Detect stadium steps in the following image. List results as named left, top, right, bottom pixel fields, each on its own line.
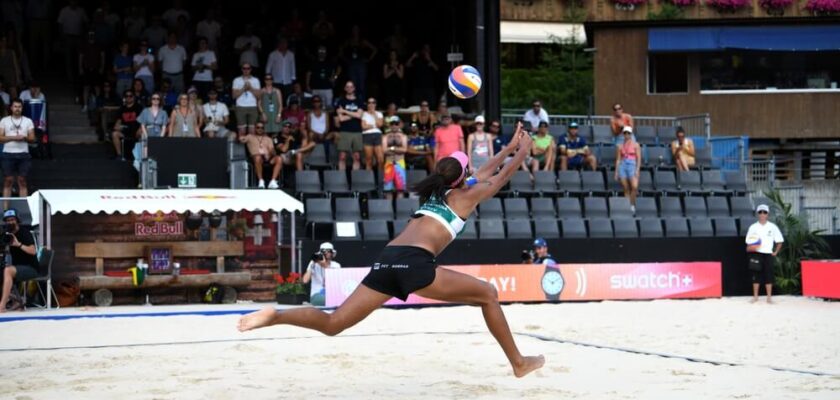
left=27, top=143, right=138, bottom=190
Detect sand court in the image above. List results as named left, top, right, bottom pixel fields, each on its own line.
left=1, top=296, right=838, bottom=399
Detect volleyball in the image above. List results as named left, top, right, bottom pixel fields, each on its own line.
left=448, top=65, right=482, bottom=99
left=746, top=234, right=762, bottom=246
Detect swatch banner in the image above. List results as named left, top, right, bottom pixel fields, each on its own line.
left=802, top=260, right=840, bottom=299
left=324, top=262, right=721, bottom=307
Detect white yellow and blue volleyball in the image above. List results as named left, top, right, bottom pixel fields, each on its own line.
left=746, top=234, right=762, bottom=246
left=448, top=65, right=482, bottom=99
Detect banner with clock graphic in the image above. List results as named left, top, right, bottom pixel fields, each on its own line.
left=324, top=262, right=721, bottom=307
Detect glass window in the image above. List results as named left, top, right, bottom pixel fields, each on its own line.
left=700, top=51, right=840, bottom=91
left=648, top=54, right=688, bottom=94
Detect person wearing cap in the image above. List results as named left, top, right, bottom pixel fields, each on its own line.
left=238, top=123, right=546, bottom=378
left=302, top=242, right=341, bottom=306
left=558, top=122, right=597, bottom=171
left=746, top=204, right=784, bottom=304
left=0, top=209, right=39, bottom=312
left=258, top=74, right=284, bottom=135
left=405, top=121, right=432, bottom=171
left=433, top=113, right=463, bottom=161
left=522, top=99, right=549, bottom=133
left=467, top=115, right=494, bottom=173
left=614, top=126, right=641, bottom=208
left=531, top=238, right=556, bottom=266
left=276, top=120, right=313, bottom=172
left=670, top=126, right=695, bottom=171
left=526, top=121, right=555, bottom=172
left=201, top=89, right=230, bottom=138
left=610, top=103, right=634, bottom=144
left=382, top=115, right=407, bottom=199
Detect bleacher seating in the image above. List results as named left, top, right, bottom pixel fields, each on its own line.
left=561, top=218, right=587, bottom=238
left=613, top=218, right=639, bottom=238
left=479, top=219, right=505, bottom=239
left=534, top=219, right=561, bottom=239
left=588, top=218, right=613, bottom=238
left=506, top=220, right=533, bottom=239
left=335, top=198, right=362, bottom=221
left=362, top=220, right=390, bottom=240
left=367, top=199, right=395, bottom=220
left=504, top=198, right=530, bottom=220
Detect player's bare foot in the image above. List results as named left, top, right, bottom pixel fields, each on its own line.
left=513, top=355, right=545, bottom=378
left=766, top=298, right=774, bottom=304
left=750, top=297, right=758, bottom=303
left=238, top=306, right=278, bottom=332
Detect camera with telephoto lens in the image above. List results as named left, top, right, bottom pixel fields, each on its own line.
left=311, top=251, right=325, bottom=262
left=0, top=225, right=13, bottom=246
left=521, top=249, right=534, bottom=262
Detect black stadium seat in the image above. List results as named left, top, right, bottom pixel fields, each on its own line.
left=506, top=220, right=533, bottom=239
left=556, top=198, right=582, bottom=218
left=479, top=198, right=504, bottom=219
left=534, top=219, right=560, bottom=239
left=323, top=170, right=352, bottom=195
left=635, top=126, right=657, bottom=146
left=689, top=218, right=714, bottom=237
left=458, top=219, right=478, bottom=239
left=561, top=218, right=587, bottom=238
left=534, top=171, right=560, bottom=196
left=584, top=197, right=608, bottom=218
left=659, top=197, right=683, bottom=217
left=351, top=170, right=377, bottom=194
left=684, top=197, right=708, bottom=218
left=557, top=171, right=582, bottom=194
left=509, top=170, right=535, bottom=196
left=362, top=220, right=390, bottom=240
left=634, top=197, right=658, bottom=218
left=306, top=198, right=333, bottom=223
left=406, top=170, right=427, bottom=191
left=724, top=171, right=748, bottom=194
left=581, top=171, right=607, bottom=195
left=613, top=218, right=639, bottom=238
left=608, top=197, right=634, bottom=218
left=706, top=197, right=730, bottom=218
left=664, top=217, right=690, bottom=237
left=530, top=198, right=556, bottom=219
left=639, top=218, right=664, bottom=238
left=678, top=170, right=704, bottom=193
left=730, top=196, right=754, bottom=219
left=588, top=218, right=613, bottom=238
left=295, top=170, right=321, bottom=196
left=713, top=218, right=738, bottom=237
left=367, top=199, right=394, bottom=220
left=654, top=170, right=679, bottom=194
left=395, top=198, right=420, bottom=219
left=504, top=198, right=530, bottom=220
left=479, top=219, right=506, bottom=239
left=335, top=198, right=362, bottom=221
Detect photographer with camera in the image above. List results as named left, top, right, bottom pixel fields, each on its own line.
left=0, top=209, right=39, bottom=312
left=530, top=238, right=556, bottom=266
left=301, top=242, right=341, bottom=306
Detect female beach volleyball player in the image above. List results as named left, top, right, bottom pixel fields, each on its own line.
left=239, top=122, right=545, bottom=377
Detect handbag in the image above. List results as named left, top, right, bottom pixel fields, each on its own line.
left=748, top=254, right=763, bottom=272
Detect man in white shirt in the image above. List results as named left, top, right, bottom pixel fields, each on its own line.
left=158, top=33, right=187, bottom=94
left=302, top=242, right=342, bottom=306
left=196, top=9, right=222, bottom=50
left=745, top=204, right=784, bottom=304
left=232, top=63, right=261, bottom=137
left=191, top=37, right=217, bottom=98
left=133, top=40, right=156, bottom=93
left=265, top=38, right=296, bottom=97
left=234, top=25, right=262, bottom=71
left=522, top=100, right=549, bottom=133
left=202, top=89, right=230, bottom=138
left=0, top=99, right=36, bottom=200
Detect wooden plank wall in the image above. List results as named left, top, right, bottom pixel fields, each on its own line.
left=50, top=213, right=279, bottom=304
left=592, top=27, right=840, bottom=139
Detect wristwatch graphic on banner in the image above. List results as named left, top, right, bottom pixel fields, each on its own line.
left=541, top=264, right=564, bottom=301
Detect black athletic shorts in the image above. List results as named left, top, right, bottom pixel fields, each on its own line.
left=361, top=245, right=437, bottom=301
left=750, top=253, right=775, bottom=285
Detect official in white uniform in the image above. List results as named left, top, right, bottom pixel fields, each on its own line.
left=745, top=204, right=784, bottom=304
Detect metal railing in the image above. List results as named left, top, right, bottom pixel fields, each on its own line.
left=803, top=206, right=839, bottom=234
left=499, top=112, right=711, bottom=139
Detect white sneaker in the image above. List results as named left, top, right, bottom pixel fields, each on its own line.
left=268, top=180, right=279, bottom=189
left=631, top=205, right=636, bottom=214
left=257, top=179, right=266, bottom=189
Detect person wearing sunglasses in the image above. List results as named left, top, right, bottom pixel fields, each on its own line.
left=745, top=204, right=784, bottom=304
left=233, top=62, right=261, bottom=138
left=522, top=100, right=548, bottom=134
left=111, top=90, right=143, bottom=160
left=610, top=103, right=634, bottom=145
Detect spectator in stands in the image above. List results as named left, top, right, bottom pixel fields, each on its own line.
left=168, top=94, right=201, bottom=138
left=433, top=113, right=463, bottom=161
left=526, top=121, right=555, bottom=172
left=406, top=121, right=432, bottom=171
left=0, top=99, right=35, bottom=200
left=0, top=209, right=39, bottom=313
left=384, top=102, right=400, bottom=123
left=340, top=25, right=377, bottom=99
left=133, top=40, right=156, bottom=93
left=522, top=100, right=548, bottom=133
left=187, top=87, right=204, bottom=127
left=202, top=89, right=230, bottom=138
left=303, top=95, right=333, bottom=148
left=559, top=122, right=597, bottom=171
left=307, top=46, right=339, bottom=110
left=94, top=81, right=120, bottom=141
left=57, top=0, right=88, bottom=83
left=311, top=11, right=335, bottom=47
left=90, top=8, right=116, bottom=51
left=160, top=78, right=178, bottom=112
left=531, top=238, right=556, bottom=266
left=111, top=90, right=143, bottom=160
left=234, top=25, right=262, bottom=71
left=411, top=100, right=437, bottom=138
left=265, top=38, right=296, bottom=98
left=233, top=63, right=261, bottom=137
left=123, top=6, right=146, bottom=43
left=286, top=81, right=312, bottom=109
left=746, top=204, right=784, bottom=304
left=113, top=41, right=134, bottom=97
left=610, top=102, right=634, bottom=145
left=361, top=97, right=384, bottom=172
left=162, top=0, right=190, bottom=29
left=383, top=24, right=408, bottom=58
left=302, top=242, right=341, bottom=307
left=467, top=115, right=494, bottom=173
left=490, top=119, right=509, bottom=156
left=382, top=116, right=407, bottom=200
left=258, top=74, right=283, bottom=135
left=240, top=122, right=281, bottom=189
left=138, top=93, right=168, bottom=139
left=382, top=50, right=405, bottom=107
left=142, top=16, right=168, bottom=50
left=174, top=15, right=193, bottom=50
left=196, top=9, right=222, bottom=51
left=191, top=37, right=217, bottom=99
left=671, top=126, right=695, bottom=171
left=281, top=98, right=306, bottom=133
left=79, top=31, right=105, bottom=113
left=277, top=120, right=313, bottom=172
left=19, top=82, right=46, bottom=158
left=158, top=33, right=187, bottom=95
left=131, top=78, right=150, bottom=107
left=213, top=76, right=233, bottom=107
left=334, top=80, right=364, bottom=171
left=614, top=127, right=641, bottom=208
left=407, top=44, right=439, bottom=106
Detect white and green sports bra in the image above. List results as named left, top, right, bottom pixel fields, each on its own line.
left=413, top=190, right=466, bottom=239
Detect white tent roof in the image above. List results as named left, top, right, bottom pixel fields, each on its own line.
left=500, top=21, right=586, bottom=44
left=31, top=189, right=304, bottom=225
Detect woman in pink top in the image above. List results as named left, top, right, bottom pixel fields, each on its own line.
left=433, top=113, right=464, bottom=160
left=614, top=126, right=641, bottom=207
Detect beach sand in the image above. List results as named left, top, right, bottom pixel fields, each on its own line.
left=1, top=296, right=839, bottom=399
